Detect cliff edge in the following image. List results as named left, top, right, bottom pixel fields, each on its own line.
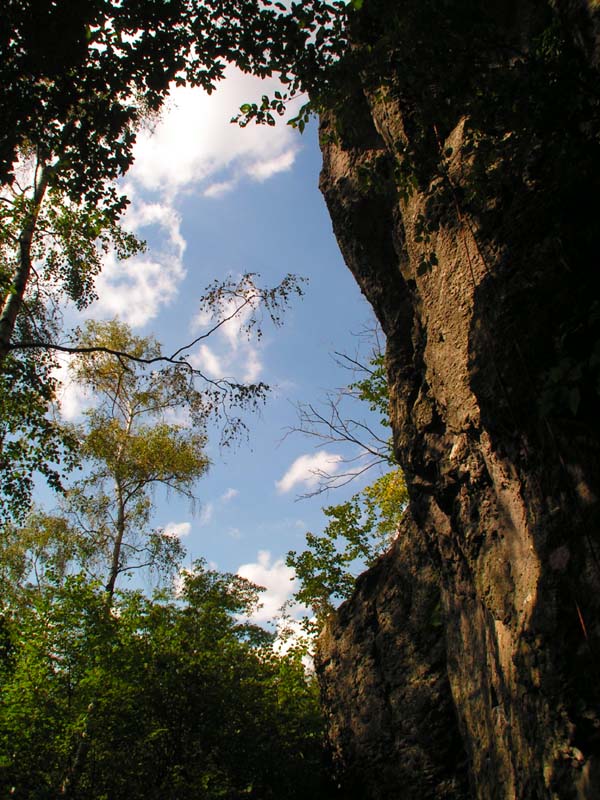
left=316, top=2, right=600, bottom=797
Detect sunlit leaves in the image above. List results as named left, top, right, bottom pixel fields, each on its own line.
left=61, top=320, right=209, bottom=593
left=288, top=467, right=407, bottom=620
left=348, top=350, right=390, bottom=429
left=41, top=193, right=144, bottom=310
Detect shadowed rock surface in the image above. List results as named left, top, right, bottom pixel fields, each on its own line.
left=316, top=514, right=470, bottom=799
left=315, top=1, right=600, bottom=797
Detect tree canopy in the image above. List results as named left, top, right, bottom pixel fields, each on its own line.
left=0, top=0, right=348, bottom=518
left=64, top=320, right=212, bottom=596
left=0, top=560, right=334, bottom=799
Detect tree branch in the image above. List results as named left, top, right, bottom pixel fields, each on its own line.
left=0, top=163, right=50, bottom=361
left=9, top=338, right=260, bottom=393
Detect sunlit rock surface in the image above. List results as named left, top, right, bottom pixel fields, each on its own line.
left=316, top=2, right=600, bottom=797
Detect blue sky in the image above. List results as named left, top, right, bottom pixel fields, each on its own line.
left=53, top=67, right=383, bottom=622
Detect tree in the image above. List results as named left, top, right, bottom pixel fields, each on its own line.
left=61, top=319, right=211, bottom=596
left=288, top=468, right=407, bottom=621
left=0, top=510, right=86, bottom=609
left=0, top=312, right=338, bottom=795
left=286, top=348, right=408, bottom=621
left=0, top=561, right=335, bottom=800
left=0, top=268, right=306, bottom=521
left=0, top=347, right=79, bottom=522
left=0, top=0, right=348, bottom=519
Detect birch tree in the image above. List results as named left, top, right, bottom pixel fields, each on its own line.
left=0, top=0, right=348, bottom=518
left=63, top=319, right=209, bottom=597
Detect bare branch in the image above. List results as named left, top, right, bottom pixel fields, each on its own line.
left=286, top=399, right=392, bottom=463
left=283, top=329, right=395, bottom=496
left=10, top=338, right=253, bottom=390
left=332, top=350, right=377, bottom=375
left=169, top=294, right=255, bottom=361
left=296, top=461, right=386, bottom=499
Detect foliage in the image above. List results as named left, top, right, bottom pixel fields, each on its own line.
left=0, top=312, right=333, bottom=796
left=0, top=268, right=304, bottom=521
left=58, top=320, right=210, bottom=595
left=1, top=0, right=348, bottom=189
left=0, top=0, right=342, bottom=518
left=0, top=350, right=78, bottom=521
left=0, top=561, right=333, bottom=800
left=0, top=309, right=334, bottom=794
left=0, top=510, right=87, bottom=609
left=347, top=350, right=391, bottom=439
left=288, top=468, right=407, bottom=621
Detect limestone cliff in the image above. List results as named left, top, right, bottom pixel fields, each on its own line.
left=315, top=2, right=600, bottom=797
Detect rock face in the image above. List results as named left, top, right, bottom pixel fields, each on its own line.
left=315, top=2, right=600, bottom=798
left=318, top=514, right=471, bottom=800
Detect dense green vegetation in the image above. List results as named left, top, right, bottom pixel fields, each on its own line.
left=0, top=559, right=332, bottom=799
left=0, top=318, right=337, bottom=798
left=0, top=334, right=401, bottom=797
left=0, top=342, right=401, bottom=799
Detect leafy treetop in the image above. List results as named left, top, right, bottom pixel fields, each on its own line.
left=0, top=0, right=346, bottom=520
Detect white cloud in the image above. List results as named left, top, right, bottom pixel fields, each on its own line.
left=173, top=567, right=192, bottom=597
left=198, top=503, right=214, bottom=527
left=246, top=149, right=296, bottom=182
left=53, top=356, right=94, bottom=421
left=190, top=339, right=262, bottom=383
left=241, top=347, right=263, bottom=383
left=92, top=251, right=185, bottom=328
left=129, top=68, right=300, bottom=197
left=122, top=192, right=186, bottom=259
left=188, top=285, right=265, bottom=383
left=237, top=550, right=297, bottom=623
left=88, top=182, right=187, bottom=328
left=220, top=488, right=239, bottom=503
left=164, top=521, right=192, bottom=538
left=190, top=344, right=225, bottom=379
left=275, top=451, right=344, bottom=494
left=203, top=180, right=236, bottom=198
left=190, top=306, right=213, bottom=331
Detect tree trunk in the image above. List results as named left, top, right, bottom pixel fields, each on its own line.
left=105, top=483, right=125, bottom=598
left=0, top=164, right=48, bottom=361
left=315, top=2, right=600, bottom=797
